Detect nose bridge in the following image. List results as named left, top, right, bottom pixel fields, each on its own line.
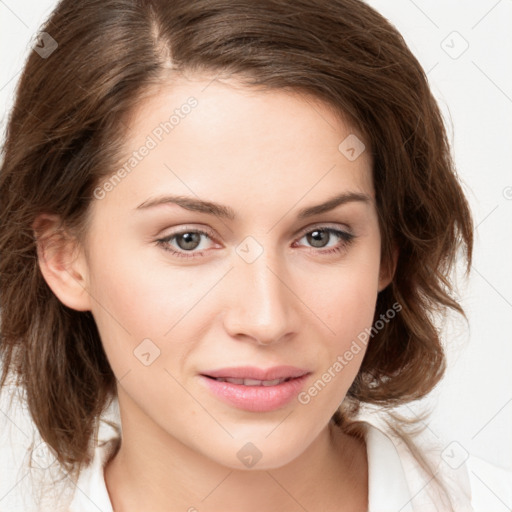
left=223, top=239, right=295, bottom=344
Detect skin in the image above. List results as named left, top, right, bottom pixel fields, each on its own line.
left=36, top=76, right=395, bottom=511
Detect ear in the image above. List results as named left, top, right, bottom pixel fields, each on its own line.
left=33, top=214, right=92, bottom=311
left=378, top=243, right=399, bottom=292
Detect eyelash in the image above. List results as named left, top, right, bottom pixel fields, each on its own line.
left=155, top=226, right=355, bottom=260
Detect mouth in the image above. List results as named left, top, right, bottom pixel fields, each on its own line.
left=205, top=376, right=294, bottom=386
left=201, top=365, right=309, bottom=381
left=199, top=366, right=310, bottom=412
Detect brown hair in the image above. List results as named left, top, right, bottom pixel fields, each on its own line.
left=0, top=0, right=472, bottom=481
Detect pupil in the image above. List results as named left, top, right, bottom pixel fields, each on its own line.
left=307, top=230, right=328, bottom=248
left=177, top=232, right=201, bottom=250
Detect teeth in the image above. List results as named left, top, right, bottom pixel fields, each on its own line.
left=262, top=378, right=283, bottom=386
left=225, top=378, right=244, bottom=385
left=215, top=377, right=288, bottom=386
left=243, top=378, right=263, bottom=386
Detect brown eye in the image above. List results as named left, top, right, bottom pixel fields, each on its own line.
left=296, top=227, right=355, bottom=256
left=306, top=229, right=330, bottom=248
left=156, top=229, right=216, bottom=259
left=175, top=232, right=202, bottom=251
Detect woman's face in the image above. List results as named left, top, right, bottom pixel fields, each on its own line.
left=82, top=76, right=388, bottom=469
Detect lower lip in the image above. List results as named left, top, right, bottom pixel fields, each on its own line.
left=199, top=374, right=310, bottom=412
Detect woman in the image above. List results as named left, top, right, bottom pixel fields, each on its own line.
left=0, top=0, right=509, bottom=510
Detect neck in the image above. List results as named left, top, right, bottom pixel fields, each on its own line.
left=104, top=392, right=368, bottom=512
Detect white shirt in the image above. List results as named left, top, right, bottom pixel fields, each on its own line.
left=1, top=384, right=511, bottom=511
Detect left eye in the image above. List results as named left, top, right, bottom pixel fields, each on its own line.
left=296, top=228, right=353, bottom=250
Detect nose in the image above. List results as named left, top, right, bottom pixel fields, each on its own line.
left=222, top=248, right=298, bottom=346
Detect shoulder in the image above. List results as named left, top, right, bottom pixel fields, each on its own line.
left=68, top=402, right=120, bottom=512
left=67, top=438, right=118, bottom=512
left=355, top=407, right=512, bottom=512
left=0, top=376, right=75, bottom=511
left=0, top=377, right=119, bottom=512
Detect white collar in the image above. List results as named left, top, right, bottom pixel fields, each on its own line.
left=365, top=423, right=415, bottom=511
left=69, top=438, right=116, bottom=512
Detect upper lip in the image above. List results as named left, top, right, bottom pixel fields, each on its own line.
left=201, top=366, right=310, bottom=381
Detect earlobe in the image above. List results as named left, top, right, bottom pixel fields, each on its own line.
left=33, top=214, right=92, bottom=312
left=378, top=244, right=399, bottom=292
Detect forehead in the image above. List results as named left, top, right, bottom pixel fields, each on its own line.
left=103, top=77, right=374, bottom=212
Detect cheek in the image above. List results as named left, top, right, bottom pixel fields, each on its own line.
left=315, top=251, right=381, bottom=343
left=86, top=231, right=193, bottom=332
left=85, top=236, right=226, bottom=381
left=306, top=250, right=381, bottom=395
left=322, top=280, right=377, bottom=384
left=84, top=238, right=172, bottom=374
left=323, top=273, right=379, bottom=340
left=297, top=272, right=379, bottom=412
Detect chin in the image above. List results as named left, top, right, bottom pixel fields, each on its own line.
left=206, top=435, right=308, bottom=472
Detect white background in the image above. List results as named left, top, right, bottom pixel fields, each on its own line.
left=1, top=0, right=511, bottom=476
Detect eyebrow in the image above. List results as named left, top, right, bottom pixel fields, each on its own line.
left=135, top=191, right=371, bottom=220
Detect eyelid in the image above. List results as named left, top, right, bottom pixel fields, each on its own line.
left=158, top=224, right=218, bottom=240
left=294, top=222, right=353, bottom=238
